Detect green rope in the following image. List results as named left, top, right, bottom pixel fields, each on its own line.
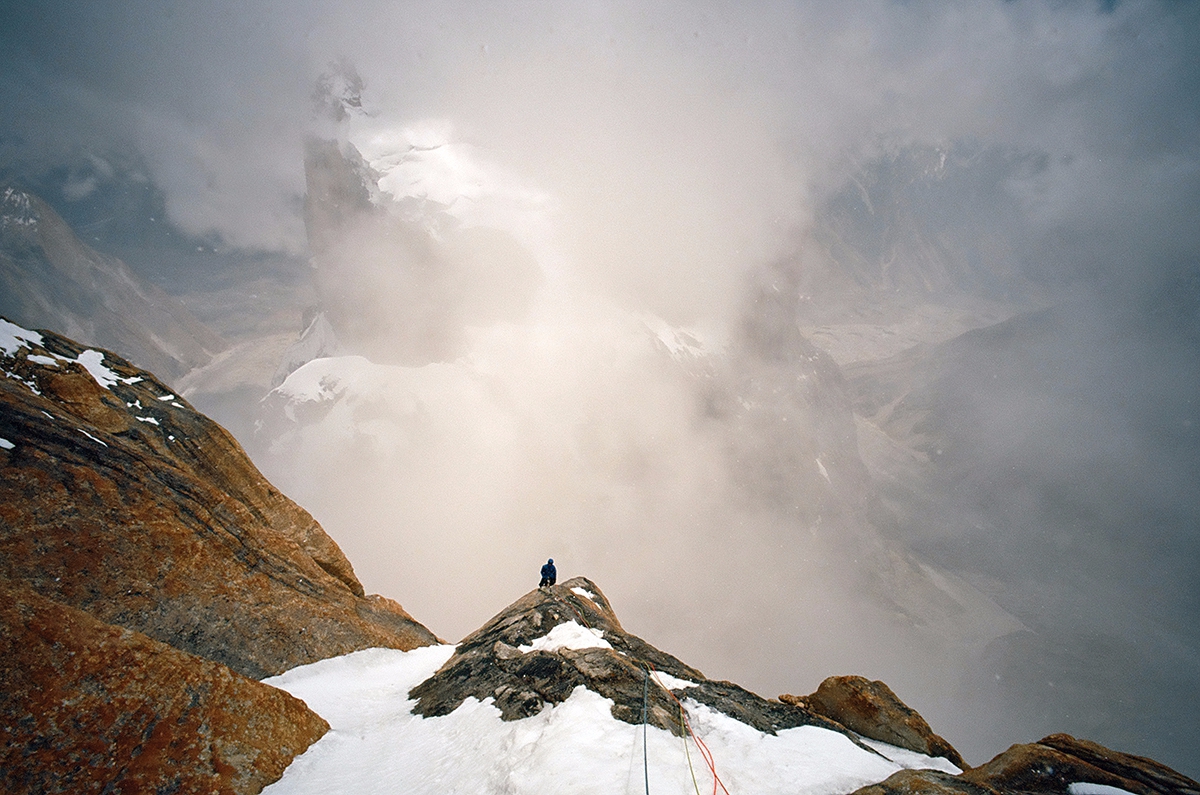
left=680, top=700, right=702, bottom=795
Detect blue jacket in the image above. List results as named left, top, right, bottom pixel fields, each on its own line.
left=541, top=561, right=556, bottom=579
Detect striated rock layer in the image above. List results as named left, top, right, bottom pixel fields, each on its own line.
left=0, top=317, right=438, bottom=679
left=0, top=579, right=329, bottom=795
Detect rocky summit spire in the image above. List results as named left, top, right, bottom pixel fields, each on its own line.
left=411, top=576, right=871, bottom=744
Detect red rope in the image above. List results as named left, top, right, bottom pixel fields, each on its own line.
left=548, top=591, right=729, bottom=794
left=648, top=663, right=731, bottom=795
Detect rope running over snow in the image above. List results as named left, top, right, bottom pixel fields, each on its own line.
left=551, top=589, right=727, bottom=794
left=643, top=667, right=651, bottom=795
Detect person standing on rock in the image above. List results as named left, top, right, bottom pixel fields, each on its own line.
left=539, top=558, right=556, bottom=588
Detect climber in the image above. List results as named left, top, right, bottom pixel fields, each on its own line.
left=539, top=558, right=557, bottom=588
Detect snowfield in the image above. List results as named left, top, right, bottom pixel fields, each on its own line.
left=263, top=645, right=961, bottom=795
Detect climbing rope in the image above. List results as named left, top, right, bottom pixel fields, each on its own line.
left=642, top=667, right=651, bottom=795
left=548, top=588, right=594, bottom=630
left=649, top=663, right=731, bottom=795
left=679, top=700, right=702, bottom=795
left=546, top=590, right=726, bottom=794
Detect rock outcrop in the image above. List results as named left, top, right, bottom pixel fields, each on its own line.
left=412, top=577, right=863, bottom=743
left=851, top=733, right=1200, bottom=795
left=0, top=317, right=438, bottom=679
left=0, top=580, right=329, bottom=795
left=782, top=675, right=966, bottom=769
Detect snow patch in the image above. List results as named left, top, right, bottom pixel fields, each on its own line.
left=5, top=371, right=41, bottom=395
left=860, top=738, right=961, bottom=774
left=1069, top=784, right=1138, bottom=795
left=518, top=621, right=612, bottom=653
left=0, top=438, right=13, bottom=450
left=76, top=350, right=131, bottom=390
left=0, top=318, right=43, bottom=356
left=157, top=394, right=176, bottom=401
left=79, top=430, right=108, bottom=447
left=27, top=355, right=58, bottom=366
left=650, top=671, right=698, bottom=691
left=136, top=416, right=161, bottom=426
left=571, top=586, right=597, bottom=600
left=262, top=645, right=966, bottom=795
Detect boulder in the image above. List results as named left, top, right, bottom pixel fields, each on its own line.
left=0, top=579, right=328, bottom=795
left=0, top=319, right=438, bottom=678
left=783, top=674, right=965, bottom=769
left=850, top=768, right=999, bottom=795
left=960, top=735, right=1200, bottom=795
left=852, top=734, right=1200, bottom=795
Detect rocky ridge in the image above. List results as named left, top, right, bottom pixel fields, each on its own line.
left=0, top=318, right=443, bottom=793
left=414, top=577, right=897, bottom=754
left=409, top=576, right=1198, bottom=794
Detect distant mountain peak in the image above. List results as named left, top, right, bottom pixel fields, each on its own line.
left=1, top=185, right=38, bottom=231
left=0, top=186, right=226, bottom=383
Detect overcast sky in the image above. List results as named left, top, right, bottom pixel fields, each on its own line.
left=3, top=0, right=1198, bottom=291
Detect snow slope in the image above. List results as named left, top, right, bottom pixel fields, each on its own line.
left=263, top=644, right=959, bottom=795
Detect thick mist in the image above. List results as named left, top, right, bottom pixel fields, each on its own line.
left=3, top=0, right=1199, bottom=775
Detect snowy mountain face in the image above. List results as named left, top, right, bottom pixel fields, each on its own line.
left=1, top=186, right=38, bottom=230
left=301, top=139, right=539, bottom=366
left=0, top=185, right=226, bottom=384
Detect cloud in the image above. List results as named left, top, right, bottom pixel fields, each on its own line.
left=5, top=1, right=1198, bottom=281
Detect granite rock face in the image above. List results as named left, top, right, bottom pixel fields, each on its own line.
left=412, top=577, right=862, bottom=743
left=0, top=580, right=329, bottom=795
left=782, top=675, right=966, bottom=769
left=0, top=318, right=438, bottom=679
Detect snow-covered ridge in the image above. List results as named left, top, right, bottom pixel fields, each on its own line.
left=262, top=646, right=959, bottom=795
left=0, top=318, right=43, bottom=356
left=2, top=319, right=143, bottom=395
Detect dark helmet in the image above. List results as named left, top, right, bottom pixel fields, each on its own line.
left=548, top=558, right=554, bottom=564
